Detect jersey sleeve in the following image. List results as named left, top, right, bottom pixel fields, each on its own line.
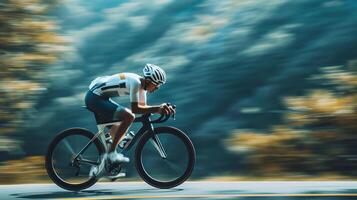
left=129, top=79, right=141, bottom=103
left=139, top=90, right=147, bottom=106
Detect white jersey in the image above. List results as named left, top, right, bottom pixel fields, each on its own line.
left=89, top=73, right=147, bottom=104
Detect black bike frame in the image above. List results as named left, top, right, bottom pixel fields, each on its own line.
left=121, top=114, right=155, bottom=154
left=73, top=113, right=164, bottom=165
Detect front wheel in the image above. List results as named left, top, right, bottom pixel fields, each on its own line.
left=135, top=126, right=196, bottom=189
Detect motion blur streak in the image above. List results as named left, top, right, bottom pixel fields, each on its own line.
left=1, top=0, right=357, bottom=183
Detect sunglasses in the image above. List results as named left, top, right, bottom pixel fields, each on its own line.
left=148, top=80, right=161, bottom=89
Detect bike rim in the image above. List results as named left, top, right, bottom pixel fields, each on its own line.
left=51, top=134, right=100, bottom=185
left=140, top=132, right=191, bottom=183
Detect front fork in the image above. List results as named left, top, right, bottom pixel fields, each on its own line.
left=150, top=133, right=167, bottom=159
left=121, top=123, right=167, bottom=159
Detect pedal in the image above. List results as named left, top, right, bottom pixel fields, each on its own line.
left=109, top=173, right=126, bottom=182
left=107, top=162, right=122, bottom=173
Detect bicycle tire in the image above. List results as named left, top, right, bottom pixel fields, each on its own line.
left=135, top=126, right=196, bottom=189
left=45, top=128, right=105, bottom=191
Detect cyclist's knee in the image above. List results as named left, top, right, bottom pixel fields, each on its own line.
left=114, top=107, right=134, bottom=123
left=124, top=111, right=135, bottom=123
left=122, top=109, right=135, bottom=123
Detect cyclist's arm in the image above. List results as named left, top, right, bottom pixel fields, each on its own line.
left=129, top=78, right=172, bottom=114
left=131, top=102, right=161, bottom=114
left=129, top=80, right=160, bottom=114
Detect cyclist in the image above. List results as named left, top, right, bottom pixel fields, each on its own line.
left=85, top=63, right=175, bottom=178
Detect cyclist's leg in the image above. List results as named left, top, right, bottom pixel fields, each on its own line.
left=109, top=102, right=135, bottom=152
left=85, top=92, right=131, bottom=176
left=85, top=91, right=117, bottom=120
left=85, top=91, right=134, bottom=153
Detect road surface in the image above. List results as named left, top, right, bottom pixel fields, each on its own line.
left=1, top=181, right=357, bottom=200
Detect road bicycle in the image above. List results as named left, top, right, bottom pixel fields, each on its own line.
left=45, top=104, right=196, bottom=191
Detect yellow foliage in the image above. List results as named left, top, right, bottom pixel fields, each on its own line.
left=285, top=90, right=355, bottom=115
left=35, top=32, right=65, bottom=44
left=284, top=96, right=308, bottom=111
left=0, top=0, right=64, bottom=142
left=1, top=80, right=41, bottom=91
left=9, top=0, right=42, bottom=11
left=17, top=53, right=57, bottom=63
left=0, top=156, right=47, bottom=184
left=24, top=20, right=57, bottom=30
left=285, top=112, right=314, bottom=126
left=14, top=102, right=34, bottom=109
left=336, top=73, right=357, bottom=86
left=226, top=127, right=302, bottom=153
left=226, top=63, right=357, bottom=177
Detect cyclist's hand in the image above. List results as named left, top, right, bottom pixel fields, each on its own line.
left=158, top=103, right=170, bottom=115
left=167, top=104, right=176, bottom=115
left=159, top=103, right=175, bottom=115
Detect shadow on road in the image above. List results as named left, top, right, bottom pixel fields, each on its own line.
left=11, top=188, right=183, bottom=199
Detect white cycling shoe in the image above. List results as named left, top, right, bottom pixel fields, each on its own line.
left=89, top=165, right=99, bottom=177
left=89, top=153, right=107, bottom=178
left=108, top=151, right=130, bottom=164
left=89, top=152, right=129, bottom=178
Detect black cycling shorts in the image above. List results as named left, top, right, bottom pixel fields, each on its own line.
left=85, top=90, right=123, bottom=123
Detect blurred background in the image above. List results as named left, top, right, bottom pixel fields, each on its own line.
left=1, top=0, right=357, bottom=184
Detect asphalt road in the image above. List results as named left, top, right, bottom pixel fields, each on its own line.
left=1, top=181, right=357, bottom=200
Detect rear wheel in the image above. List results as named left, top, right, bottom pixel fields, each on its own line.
left=45, top=128, right=105, bottom=191
left=135, top=126, right=196, bottom=189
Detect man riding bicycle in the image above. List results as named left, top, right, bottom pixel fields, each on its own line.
left=84, top=63, right=175, bottom=178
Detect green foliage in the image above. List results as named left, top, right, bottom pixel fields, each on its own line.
left=0, top=0, right=65, bottom=150
left=226, top=61, right=357, bottom=177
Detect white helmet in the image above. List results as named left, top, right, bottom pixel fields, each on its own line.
left=143, top=63, right=166, bottom=85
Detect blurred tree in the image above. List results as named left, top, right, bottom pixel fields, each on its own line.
left=0, top=156, right=47, bottom=184
left=226, top=60, right=357, bottom=178
left=0, top=0, right=65, bottom=155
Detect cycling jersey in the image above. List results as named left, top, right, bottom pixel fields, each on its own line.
left=89, top=73, right=147, bottom=105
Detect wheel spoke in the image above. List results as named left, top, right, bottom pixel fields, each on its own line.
left=63, top=139, right=76, bottom=155
left=150, top=137, right=167, bottom=158
left=163, top=159, right=183, bottom=173
left=78, top=158, right=99, bottom=166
